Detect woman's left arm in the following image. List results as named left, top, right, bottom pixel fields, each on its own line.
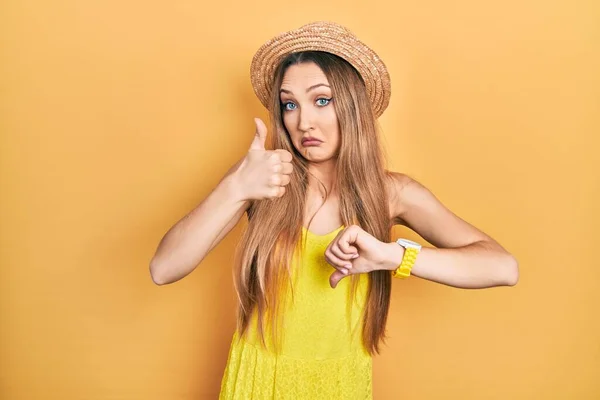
left=383, top=173, right=519, bottom=288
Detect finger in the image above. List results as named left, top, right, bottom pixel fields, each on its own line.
left=269, top=174, right=290, bottom=186
left=269, top=175, right=282, bottom=186
left=329, top=270, right=347, bottom=289
left=279, top=162, right=293, bottom=175
left=338, top=239, right=357, bottom=253
left=250, top=118, right=267, bottom=150
left=274, top=149, right=293, bottom=162
left=330, top=244, right=358, bottom=262
left=268, top=152, right=282, bottom=163
left=325, top=249, right=353, bottom=270
left=278, top=174, right=291, bottom=186
left=330, top=228, right=359, bottom=257
left=338, top=230, right=360, bottom=255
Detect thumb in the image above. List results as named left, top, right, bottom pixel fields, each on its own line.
left=249, top=118, right=267, bottom=150
left=329, top=270, right=347, bottom=289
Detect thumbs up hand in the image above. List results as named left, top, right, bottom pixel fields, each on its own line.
left=249, top=117, right=268, bottom=151
left=233, top=118, right=294, bottom=201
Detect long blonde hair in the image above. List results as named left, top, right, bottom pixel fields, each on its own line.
left=233, top=51, right=393, bottom=355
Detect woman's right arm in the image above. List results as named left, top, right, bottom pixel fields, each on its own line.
left=149, top=168, right=250, bottom=285
left=149, top=118, right=293, bottom=285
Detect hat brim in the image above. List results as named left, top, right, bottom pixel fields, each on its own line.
left=250, top=22, right=391, bottom=119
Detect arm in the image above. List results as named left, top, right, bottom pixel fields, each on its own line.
left=383, top=173, right=518, bottom=288
left=149, top=118, right=293, bottom=286
left=149, top=168, right=251, bottom=285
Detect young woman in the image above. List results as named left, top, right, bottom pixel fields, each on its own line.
left=149, top=21, right=519, bottom=399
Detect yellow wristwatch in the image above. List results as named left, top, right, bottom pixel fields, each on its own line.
left=392, top=239, right=421, bottom=278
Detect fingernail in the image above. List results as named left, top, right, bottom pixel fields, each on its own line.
left=351, top=254, right=359, bottom=259
left=342, top=268, right=348, bottom=275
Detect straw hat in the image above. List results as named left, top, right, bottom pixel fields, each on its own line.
left=250, top=21, right=391, bottom=119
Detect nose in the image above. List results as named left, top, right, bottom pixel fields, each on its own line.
left=297, top=105, right=315, bottom=132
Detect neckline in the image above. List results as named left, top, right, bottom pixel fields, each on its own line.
left=301, top=225, right=344, bottom=237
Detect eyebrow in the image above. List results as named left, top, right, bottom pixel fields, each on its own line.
left=280, top=83, right=330, bottom=95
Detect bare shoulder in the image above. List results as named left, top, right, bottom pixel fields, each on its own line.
left=385, top=171, right=419, bottom=225
left=385, top=170, right=493, bottom=248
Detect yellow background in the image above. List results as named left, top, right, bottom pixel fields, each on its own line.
left=1, top=0, right=598, bottom=398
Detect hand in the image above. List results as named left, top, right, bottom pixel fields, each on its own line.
left=233, top=118, right=294, bottom=201
left=324, top=225, right=402, bottom=288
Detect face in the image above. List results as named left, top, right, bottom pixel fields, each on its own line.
left=279, top=62, right=340, bottom=163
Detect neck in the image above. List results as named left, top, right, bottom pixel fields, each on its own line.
left=307, top=158, right=338, bottom=197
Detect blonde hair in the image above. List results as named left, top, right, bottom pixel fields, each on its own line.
left=233, top=51, right=393, bottom=355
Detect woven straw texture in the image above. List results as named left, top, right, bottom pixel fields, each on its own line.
left=250, top=21, right=391, bottom=119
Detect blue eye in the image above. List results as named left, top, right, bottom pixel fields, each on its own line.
left=316, top=98, right=332, bottom=106
left=283, top=102, right=297, bottom=111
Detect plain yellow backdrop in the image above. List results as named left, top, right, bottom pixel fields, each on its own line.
left=1, top=0, right=598, bottom=398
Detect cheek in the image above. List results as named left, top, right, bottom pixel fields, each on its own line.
left=282, top=112, right=292, bottom=132
left=284, top=113, right=301, bottom=130
left=325, top=109, right=340, bottom=140
left=282, top=113, right=300, bottom=143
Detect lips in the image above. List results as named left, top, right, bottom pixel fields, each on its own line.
left=301, top=137, right=322, bottom=145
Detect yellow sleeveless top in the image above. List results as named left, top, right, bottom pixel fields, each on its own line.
left=219, top=226, right=372, bottom=399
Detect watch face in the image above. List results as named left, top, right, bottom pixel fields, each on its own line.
left=397, top=239, right=421, bottom=249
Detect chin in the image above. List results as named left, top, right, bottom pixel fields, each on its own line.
left=303, top=153, right=336, bottom=163
left=293, top=143, right=336, bottom=162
